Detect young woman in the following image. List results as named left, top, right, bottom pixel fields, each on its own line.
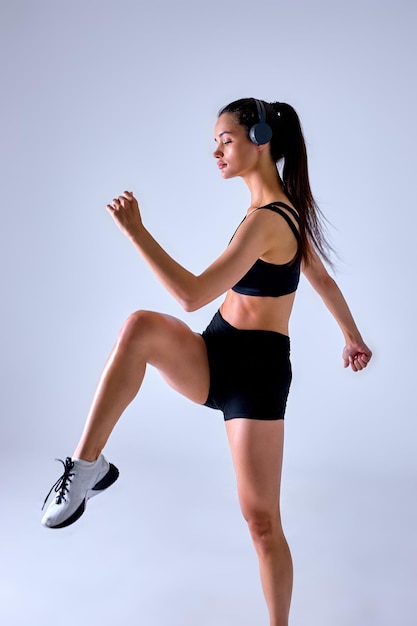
left=42, top=98, right=372, bottom=626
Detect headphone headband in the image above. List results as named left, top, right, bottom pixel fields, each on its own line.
left=255, top=99, right=266, bottom=124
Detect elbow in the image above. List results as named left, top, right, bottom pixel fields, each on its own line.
left=180, top=296, right=204, bottom=313
left=177, top=278, right=216, bottom=312
left=181, top=298, right=197, bottom=312
left=314, top=273, right=337, bottom=295
left=321, top=274, right=337, bottom=289
left=176, top=288, right=201, bottom=312
left=179, top=286, right=210, bottom=312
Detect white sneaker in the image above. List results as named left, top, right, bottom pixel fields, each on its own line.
left=41, top=454, right=119, bottom=529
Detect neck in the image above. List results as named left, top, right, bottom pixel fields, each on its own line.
left=242, top=162, right=286, bottom=212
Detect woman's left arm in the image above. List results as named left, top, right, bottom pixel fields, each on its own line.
left=302, top=249, right=372, bottom=372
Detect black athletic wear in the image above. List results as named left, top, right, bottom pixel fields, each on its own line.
left=231, top=202, right=301, bottom=297
left=202, top=310, right=292, bottom=421
left=201, top=201, right=300, bottom=421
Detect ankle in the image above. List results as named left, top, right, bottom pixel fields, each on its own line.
left=73, top=445, right=102, bottom=462
left=72, top=456, right=99, bottom=467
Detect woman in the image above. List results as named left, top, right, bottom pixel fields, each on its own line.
left=42, top=98, right=372, bottom=626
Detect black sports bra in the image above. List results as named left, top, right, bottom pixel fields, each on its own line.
left=230, top=202, right=301, bottom=297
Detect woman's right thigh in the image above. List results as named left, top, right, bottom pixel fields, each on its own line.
left=119, top=310, right=210, bottom=405
left=225, top=418, right=285, bottom=522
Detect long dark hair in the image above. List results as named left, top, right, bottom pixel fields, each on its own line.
left=219, top=98, right=334, bottom=267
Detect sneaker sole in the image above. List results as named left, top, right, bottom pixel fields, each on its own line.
left=48, top=463, right=119, bottom=529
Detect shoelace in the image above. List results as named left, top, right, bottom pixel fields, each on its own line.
left=42, top=457, right=75, bottom=510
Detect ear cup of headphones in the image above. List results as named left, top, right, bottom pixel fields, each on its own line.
left=249, top=122, right=273, bottom=145
left=249, top=100, right=273, bottom=145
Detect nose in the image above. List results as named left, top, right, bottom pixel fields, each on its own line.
left=213, top=144, right=223, bottom=159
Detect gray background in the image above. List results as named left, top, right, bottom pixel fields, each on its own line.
left=1, top=1, right=416, bottom=625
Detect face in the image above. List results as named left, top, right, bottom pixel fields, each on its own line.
left=213, top=112, right=260, bottom=179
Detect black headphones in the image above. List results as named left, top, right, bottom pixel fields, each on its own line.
left=249, top=99, right=273, bottom=145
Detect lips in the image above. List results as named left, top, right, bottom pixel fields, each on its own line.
left=217, top=161, right=227, bottom=170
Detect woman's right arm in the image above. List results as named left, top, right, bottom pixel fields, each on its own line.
left=106, top=191, right=273, bottom=311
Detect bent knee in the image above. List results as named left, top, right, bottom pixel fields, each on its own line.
left=118, top=310, right=157, bottom=346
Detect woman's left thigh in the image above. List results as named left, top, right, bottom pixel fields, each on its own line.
left=225, top=419, right=285, bottom=517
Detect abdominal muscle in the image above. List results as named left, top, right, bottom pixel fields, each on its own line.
left=219, top=289, right=296, bottom=335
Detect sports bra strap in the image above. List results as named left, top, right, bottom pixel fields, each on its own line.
left=269, top=202, right=300, bottom=222
left=256, top=202, right=300, bottom=242
left=229, top=202, right=301, bottom=246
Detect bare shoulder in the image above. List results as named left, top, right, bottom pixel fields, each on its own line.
left=244, top=204, right=299, bottom=262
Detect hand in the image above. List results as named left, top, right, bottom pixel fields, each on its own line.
left=106, top=191, right=143, bottom=239
left=342, top=341, right=372, bottom=372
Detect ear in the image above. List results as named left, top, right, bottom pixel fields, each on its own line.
left=256, top=142, right=272, bottom=158
left=257, top=142, right=275, bottom=165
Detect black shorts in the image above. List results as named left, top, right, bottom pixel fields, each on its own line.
left=201, top=310, right=292, bottom=421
